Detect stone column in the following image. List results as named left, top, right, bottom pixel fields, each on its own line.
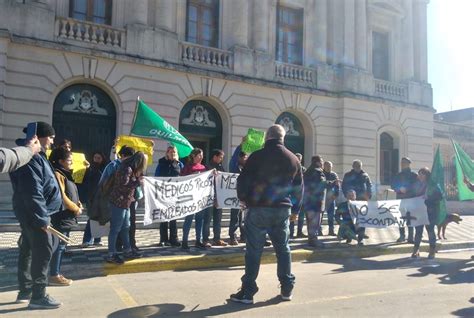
left=227, top=0, right=249, bottom=48
left=128, top=0, right=148, bottom=25
left=355, top=0, right=367, bottom=69
left=56, top=0, right=69, bottom=17
left=252, top=0, right=270, bottom=51
left=401, top=0, right=414, bottom=80
left=314, top=0, right=327, bottom=63
left=155, top=0, right=177, bottom=32
left=343, top=0, right=355, bottom=65
left=413, top=0, right=428, bottom=82
left=327, top=0, right=344, bottom=65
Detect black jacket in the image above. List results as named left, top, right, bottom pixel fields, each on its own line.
left=155, top=157, right=183, bottom=177
left=342, top=169, right=372, bottom=200
left=391, top=168, right=418, bottom=199
left=303, top=166, right=326, bottom=212
left=10, top=152, right=62, bottom=228
left=237, top=139, right=303, bottom=214
left=324, top=170, right=340, bottom=199
left=207, top=161, right=225, bottom=172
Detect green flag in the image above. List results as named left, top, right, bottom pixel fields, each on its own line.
left=241, top=128, right=265, bottom=154
left=429, top=147, right=448, bottom=225
left=131, top=100, right=193, bottom=158
left=453, top=141, right=474, bottom=201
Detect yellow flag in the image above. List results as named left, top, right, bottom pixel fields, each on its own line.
left=116, top=135, right=154, bottom=165
left=45, top=150, right=88, bottom=184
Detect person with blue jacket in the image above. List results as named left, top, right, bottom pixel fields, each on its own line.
left=9, top=122, right=63, bottom=309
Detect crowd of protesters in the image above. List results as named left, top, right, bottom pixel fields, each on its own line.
left=3, top=121, right=455, bottom=309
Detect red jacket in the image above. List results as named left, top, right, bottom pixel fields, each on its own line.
left=181, top=162, right=207, bottom=176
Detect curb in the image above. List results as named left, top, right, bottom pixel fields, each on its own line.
left=104, top=240, right=474, bottom=275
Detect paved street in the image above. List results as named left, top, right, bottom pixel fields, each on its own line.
left=0, top=250, right=473, bottom=317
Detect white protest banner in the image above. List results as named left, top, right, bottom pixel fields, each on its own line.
left=143, top=170, right=215, bottom=225
left=215, top=172, right=240, bottom=209
left=348, top=196, right=429, bottom=228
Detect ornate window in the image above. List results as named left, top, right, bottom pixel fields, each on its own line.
left=186, top=0, right=220, bottom=48
left=372, top=31, right=390, bottom=80
left=380, top=132, right=398, bottom=185
left=69, top=0, right=112, bottom=25
left=276, top=5, right=303, bottom=65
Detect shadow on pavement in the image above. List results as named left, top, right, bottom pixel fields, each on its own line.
left=451, top=297, right=474, bottom=317
left=108, top=297, right=282, bottom=317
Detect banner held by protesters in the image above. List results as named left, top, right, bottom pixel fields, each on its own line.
left=215, top=172, right=240, bottom=209
left=143, top=170, right=215, bottom=225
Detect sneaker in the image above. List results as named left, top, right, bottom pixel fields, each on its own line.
left=296, top=233, right=308, bottom=238
left=411, top=251, right=420, bottom=259
left=229, top=239, right=239, bottom=246
left=106, top=254, right=124, bottom=265
left=49, top=275, right=73, bottom=286
left=328, top=230, right=337, bottom=237
left=93, top=242, right=103, bottom=247
left=16, top=291, right=31, bottom=303
left=280, top=286, right=293, bottom=301
left=195, top=242, right=209, bottom=249
left=357, top=241, right=364, bottom=246
left=81, top=243, right=93, bottom=248
left=230, top=289, right=255, bottom=304
left=213, top=239, right=228, bottom=247
left=123, top=250, right=142, bottom=260
left=158, top=241, right=171, bottom=247
left=28, top=294, right=62, bottom=310
left=238, top=238, right=246, bottom=244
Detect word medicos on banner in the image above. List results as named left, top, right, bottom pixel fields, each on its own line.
left=348, top=196, right=429, bottom=228
left=143, top=170, right=215, bottom=225
left=215, top=172, right=240, bottom=209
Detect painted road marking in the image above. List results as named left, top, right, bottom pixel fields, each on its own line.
left=107, top=276, right=138, bottom=308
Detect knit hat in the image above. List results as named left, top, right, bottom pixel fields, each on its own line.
left=22, top=121, right=55, bottom=138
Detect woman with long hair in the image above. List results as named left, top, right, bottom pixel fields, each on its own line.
left=412, top=167, right=443, bottom=259
left=106, top=151, right=147, bottom=264
left=81, top=151, right=108, bottom=247
left=49, top=147, right=83, bottom=286
left=181, top=148, right=210, bottom=250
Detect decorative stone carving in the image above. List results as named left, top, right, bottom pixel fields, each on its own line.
left=278, top=116, right=300, bottom=136
left=181, top=105, right=216, bottom=127
left=63, top=90, right=108, bottom=115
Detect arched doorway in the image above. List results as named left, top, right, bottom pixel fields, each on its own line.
left=52, top=84, right=116, bottom=159
left=276, top=112, right=305, bottom=161
left=380, top=132, right=399, bottom=185
left=179, top=100, right=222, bottom=165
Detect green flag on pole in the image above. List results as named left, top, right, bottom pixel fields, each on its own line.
left=130, top=99, right=193, bottom=158
left=453, top=140, right=474, bottom=201
left=429, top=146, right=448, bottom=225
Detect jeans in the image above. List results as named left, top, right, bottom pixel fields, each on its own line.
left=108, top=204, right=131, bottom=255
left=241, top=207, right=294, bottom=295
left=50, top=230, right=70, bottom=276
left=306, top=211, right=323, bottom=240
left=17, top=222, right=53, bottom=299
left=229, top=208, right=246, bottom=240
left=326, top=200, right=336, bottom=231
left=82, top=219, right=101, bottom=245
left=414, top=224, right=436, bottom=250
left=289, top=209, right=305, bottom=237
left=203, top=207, right=223, bottom=241
left=399, top=226, right=414, bottom=241
left=129, top=202, right=137, bottom=248
left=182, top=210, right=205, bottom=244
left=160, top=220, right=178, bottom=243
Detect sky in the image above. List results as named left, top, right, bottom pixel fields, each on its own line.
left=428, top=0, right=473, bottom=113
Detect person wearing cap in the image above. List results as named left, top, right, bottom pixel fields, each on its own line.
left=391, top=157, right=418, bottom=243
left=9, top=122, right=63, bottom=309
left=0, top=136, right=41, bottom=173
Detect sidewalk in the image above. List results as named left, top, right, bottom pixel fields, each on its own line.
left=0, top=216, right=473, bottom=276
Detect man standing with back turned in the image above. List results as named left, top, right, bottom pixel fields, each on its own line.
left=230, top=124, right=304, bottom=304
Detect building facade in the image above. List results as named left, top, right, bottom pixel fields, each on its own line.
left=0, top=0, right=433, bottom=208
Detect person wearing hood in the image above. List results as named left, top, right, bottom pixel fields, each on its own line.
left=10, top=121, right=63, bottom=309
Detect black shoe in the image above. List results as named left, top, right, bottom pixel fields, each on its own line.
left=230, top=289, right=256, bottom=304
left=296, top=233, right=308, bottom=238
left=158, top=241, right=171, bottom=247
left=123, top=250, right=142, bottom=260
left=181, top=242, right=190, bottom=250
left=328, top=230, right=337, bottom=237
left=16, top=291, right=31, bottom=304
left=396, top=236, right=406, bottom=243
left=170, top=240, right=181, bottom=247
left=132, top=246, right=141, bottom=252
left=264, top=240, right=272, bottom=247
left=346, top=239, right=353, bottom=244
left=357, top=241, right=364, bottom=246
left=363, top=234, right=369, bottom=239
left=28, top=294, right=61, bottom=310
left=106, top=254, right=124, bottom=265
left=280, top=286, right=293, bottom=301
left=407, top=239, right=415, bottom=244
left=195, top=242, right=208, bottom=250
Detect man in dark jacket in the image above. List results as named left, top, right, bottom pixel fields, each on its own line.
left=323, top=161, right=340, bottom=236
left=203, top=149, right=227, bottom=246
left=391, top=157, right=418, bottom=243
left=231, top=125, right=303, bottom=304
left=228, top=148, right=248, bottom=245
left=304, top=155, right=327, bottom=248
left=342, top=160, right=372, bottom=245
left=9, top=122, right=63, bottom=309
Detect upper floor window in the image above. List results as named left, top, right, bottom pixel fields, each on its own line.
left=186, top=0, right=219, bottom=48
left=372, top=31, right=390, bottom=80
left=276, top=5, right=303, bottom=65
left=380, top=132, right=398, bottom=185
left=69, top=0, right=112, bottom=25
